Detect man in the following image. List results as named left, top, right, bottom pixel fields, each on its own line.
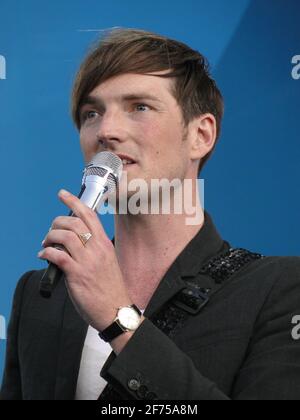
left=1, top=28, right=300, bottom=400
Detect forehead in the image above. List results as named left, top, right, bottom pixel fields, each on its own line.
left=88, top=72, right=176, bottom=102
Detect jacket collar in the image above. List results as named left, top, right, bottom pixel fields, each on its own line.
left=119, top=211, right=227, bottom=317
left=178, top=211, right=227, bottom=278
left=145, top=211, right=228, bottom=317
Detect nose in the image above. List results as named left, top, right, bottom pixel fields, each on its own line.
left=96, top=109, right=125, bottom=148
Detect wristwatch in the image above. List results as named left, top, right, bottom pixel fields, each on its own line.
left=99, top=304, right=142, bottom=343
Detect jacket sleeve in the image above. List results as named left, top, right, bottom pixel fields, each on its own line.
left=101, top=318, right=230, bottom=400
left=101, top=257, right=300, bottom=400
left=0, top=271, right=34, bottom=400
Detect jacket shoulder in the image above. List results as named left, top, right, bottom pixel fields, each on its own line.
left=244, top=254, right=300, bottom=283
left=15, top=269, right=46, bottom=297
left=260, top=255, right=300, bottom=295
left=237, top=255, right=300, bottom=311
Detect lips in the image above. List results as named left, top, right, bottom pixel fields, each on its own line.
left=115, top=154, right=137, bottom=166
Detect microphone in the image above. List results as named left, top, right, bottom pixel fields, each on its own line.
left=39, top=152, right=123, bottom=299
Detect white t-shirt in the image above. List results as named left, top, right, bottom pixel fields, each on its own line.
left=75, top=310, right=145, bottom=401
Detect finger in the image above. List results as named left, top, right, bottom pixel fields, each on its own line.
left=58, top=189, right=106, bottom=237
left=42, top=229, right=86, bottom=261
left=38, top=246, right=76, bottom=274
left=50, top=216, right=89, bottom=235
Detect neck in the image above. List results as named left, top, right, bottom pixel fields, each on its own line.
left=113, top=179, right=204, bottom=308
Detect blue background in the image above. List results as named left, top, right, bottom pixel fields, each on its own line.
left=0, top=0, right=299, bottom=383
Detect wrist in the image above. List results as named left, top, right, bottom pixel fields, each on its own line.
left=110, top=316, right=146, bottom=355
left=99, top=304, right=143, bottom=343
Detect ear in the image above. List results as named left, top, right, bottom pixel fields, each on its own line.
left=189, top=113, right=217, bottom=161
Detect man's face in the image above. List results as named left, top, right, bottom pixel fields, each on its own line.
left=79, top=72, right=196, bottom=198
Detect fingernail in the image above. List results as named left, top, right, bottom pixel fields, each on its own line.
left=58, top=189, right=70, bottom=198
left=38, top=250, right=44, bottom=258
left=41, top=240, right=45, bottom=246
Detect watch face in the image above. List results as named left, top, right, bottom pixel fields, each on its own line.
left=118, top=307, right=141, bottom=331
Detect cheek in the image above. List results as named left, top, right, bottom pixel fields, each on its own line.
left=80, top=132, right=97, bottom=162
left=147, top=121, right=183, bottom=157
left=142, top=119, right=173, bottom=150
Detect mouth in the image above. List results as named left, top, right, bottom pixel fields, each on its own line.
left=115, top=154, right=138, bottom=168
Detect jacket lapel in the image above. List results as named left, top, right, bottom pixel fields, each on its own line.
left=145, top=211, right=227, bottom=317
left=53, top=283, right=88, bottom=400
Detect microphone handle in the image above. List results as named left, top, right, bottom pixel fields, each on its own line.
left=39, top=261, right=63, bottom=299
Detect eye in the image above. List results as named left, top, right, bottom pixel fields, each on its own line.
left=81, top=110, right=99, bottom=122
left=135, top=103, right=151, bottom=112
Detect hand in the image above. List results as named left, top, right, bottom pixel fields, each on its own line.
left=38, top=189, right=133, bottom=333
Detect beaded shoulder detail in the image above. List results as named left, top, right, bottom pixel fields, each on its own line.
left=150, top=248, right=264, bottom=338
left=200, top=248, right=264, bottom=284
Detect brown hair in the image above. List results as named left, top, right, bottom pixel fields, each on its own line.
left=71, top=28, right=224, bottom=175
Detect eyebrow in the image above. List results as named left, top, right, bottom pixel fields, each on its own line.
left=79, top=93, right=163, bottom=110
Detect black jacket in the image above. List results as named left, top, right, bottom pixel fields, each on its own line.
left=1, top=212, right=300, bottom=400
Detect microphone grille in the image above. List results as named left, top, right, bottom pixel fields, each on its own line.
left=83, top=152, right=123, bottom=194
left=85, top=167, right=107, bottom=177
left=88, top=152, right=123, bottom=182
